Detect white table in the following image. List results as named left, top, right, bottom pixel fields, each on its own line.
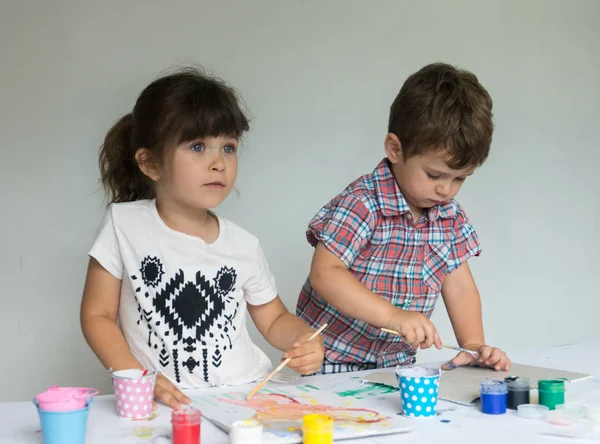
left=2, top=342, right=599, bottom=443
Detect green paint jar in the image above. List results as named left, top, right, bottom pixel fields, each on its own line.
left=538, top=380, right=565, bottom=410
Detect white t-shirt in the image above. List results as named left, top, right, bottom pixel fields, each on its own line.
left=89, top=199, right=276, bottom=388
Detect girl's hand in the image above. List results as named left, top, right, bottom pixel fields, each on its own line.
left=441, top=345, right=511, bottom=371
left=153, top=373, right=191, bottom=410
left=282, top=331, right=325, bottom=375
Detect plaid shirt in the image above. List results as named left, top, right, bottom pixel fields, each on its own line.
left=296, top=158, right=481, bottom=371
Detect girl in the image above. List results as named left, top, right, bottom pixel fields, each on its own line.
left=80, top=68, right=324, bottom=409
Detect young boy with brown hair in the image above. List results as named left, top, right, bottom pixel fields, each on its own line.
left=296, top=63, right=511, bottom=374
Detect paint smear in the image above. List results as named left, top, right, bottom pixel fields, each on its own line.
left=219, top=393, right=389, bottom=425
left=336, top=383, right=398, bottom=399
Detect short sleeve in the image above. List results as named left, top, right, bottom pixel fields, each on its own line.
left=244, top=244, right=278, bottom=306
left=88, top=206, right=124, bottom=279
left=447, top=208, right=482, bottom=274
left=306, top=195, right=375, bottom=267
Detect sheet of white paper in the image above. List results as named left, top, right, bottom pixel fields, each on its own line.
left=190, top=376, right=412, bottom=443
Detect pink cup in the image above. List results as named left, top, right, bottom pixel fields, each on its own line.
left=35, top=386, right=99, bottom=412
left=111, top=369, right=156, bottom=419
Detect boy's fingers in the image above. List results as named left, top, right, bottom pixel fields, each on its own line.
left=477, top=346, right=492, bottom=362
left=414, top=328, right=425, bottom=347
left=434, top=331, right=442, bottom=350
left=441, top=352, right=474, bottom=370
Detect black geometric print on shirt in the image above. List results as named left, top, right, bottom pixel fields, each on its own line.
left=140, top=256, right=165, bottom=288
left=137, top=265, right=238, bottom=384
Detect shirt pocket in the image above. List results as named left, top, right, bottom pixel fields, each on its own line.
left=421, top=243, right=450, bottom=294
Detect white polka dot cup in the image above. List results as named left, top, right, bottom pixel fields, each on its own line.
left=110, top=369, right=156, bottom=419
left=395, top=366, right=441, bottom=418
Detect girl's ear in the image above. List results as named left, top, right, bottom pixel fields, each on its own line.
left=135, top=148, right=161, bottom=181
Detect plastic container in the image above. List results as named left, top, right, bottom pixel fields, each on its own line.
left=538, top=379, right=565, bottom=410
left=480, top=380, right=507, bottom=415
left=396, top=366, right=440, bottom=418
left=302, top=414, right=333, bottom=444
left=556, top=404, right=587, bottom=419
left=34, top=399, right=92, bottom=444
left=111, top=369, right=157, bottom=419
left=229, top=419, right=263, bottom=443
left=35, top=386, right=98, bottom=412
left=172, top=406, right=201, bottom=444
left=504, top=377, right=530, bottom=410
left=546, top=409, right=578, bottom=426
left=517, top=404, right=549, bottom=420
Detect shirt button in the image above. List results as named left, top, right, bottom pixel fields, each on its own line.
left=403, top=266, right=411, bottom=274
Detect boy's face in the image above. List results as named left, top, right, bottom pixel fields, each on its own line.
left=385, top=134, right=475, bottom=217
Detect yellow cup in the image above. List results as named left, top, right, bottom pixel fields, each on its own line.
left=302, top=414, right=333, bottom=444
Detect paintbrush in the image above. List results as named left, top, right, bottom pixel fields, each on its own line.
left=246, top=323, right=328, bottom=400
left=380, top=328, right=478, bottom=357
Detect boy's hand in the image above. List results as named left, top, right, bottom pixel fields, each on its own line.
left=282, top=331, right=325, bottom=375
left=153, top=373, right=191, bottom=410
left=389, top=309, right=442, bottom=350
left=441, top=344, right=511, bottom=371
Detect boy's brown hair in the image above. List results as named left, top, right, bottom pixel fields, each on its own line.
left=388, top=63, right=493, bottom=169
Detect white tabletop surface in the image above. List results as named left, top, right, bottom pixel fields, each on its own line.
left=2, top=341, right=599, bottom=443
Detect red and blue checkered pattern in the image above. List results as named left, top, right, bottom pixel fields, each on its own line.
left=296, top=158, right=481, bottom=372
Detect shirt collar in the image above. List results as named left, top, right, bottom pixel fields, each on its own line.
left=372, top=158, right=458, bottom=220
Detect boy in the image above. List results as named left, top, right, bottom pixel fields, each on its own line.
left=296, top=63, right=510, bottom=374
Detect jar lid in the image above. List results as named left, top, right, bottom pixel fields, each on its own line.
left=538, top=379, right=565, bottom=392
left=171, top=406, right=201, bottom=424
left=518, top=404, right=549, bottom=420
left=480, top=380, right=507, bottom=395
left=504, top=376, right=530, bottom=390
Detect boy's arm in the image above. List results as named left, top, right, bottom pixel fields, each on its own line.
left=441, top=261, right=511, bottom=371
left=310, top=242, right=441, bottom=349
left=247, top=296, right=324, bottom=375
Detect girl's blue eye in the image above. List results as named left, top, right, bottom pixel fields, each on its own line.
left=191, top=143, right=204, bottom=152
left=223, top=145, right=236, bottom=154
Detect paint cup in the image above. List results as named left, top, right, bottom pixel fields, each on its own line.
left=34, top=399, right=92, bottom=444
left=396, top=366, right=440, bottom=418
left=538, top=379, right=565, bottom=410
left=172, top=406, right=201, bottom=444
left=302, top=414, right=333, bottom=444
left=480, top=380, right=507, bottom=415
left=35, top=386, right=98, bottom=412
left=229, top=419, right=263, bottom=444
left=504, top=377, right=530, bottom=410
left=111, top=369, right=157, bottom=419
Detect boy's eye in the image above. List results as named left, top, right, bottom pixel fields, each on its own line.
left=190, top=143, right=204, bottom=152
left=223, top=145, right=237, bottom=154
left=456, top=177, right=466, bottom=182
left=426, top=172, right=441, bottom=180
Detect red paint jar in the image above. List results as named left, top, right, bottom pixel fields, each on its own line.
left=172, top=406, right=201, bottom=444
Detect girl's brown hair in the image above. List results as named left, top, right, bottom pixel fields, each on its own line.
left=99, top=67, right=249, bottom=203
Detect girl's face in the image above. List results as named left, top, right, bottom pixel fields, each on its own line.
left=158, top=135, right=239, bottom=212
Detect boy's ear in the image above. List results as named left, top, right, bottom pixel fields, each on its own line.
left=384, top=133, right=403, bottom=164
left=135, top=148, right=161, bottom=181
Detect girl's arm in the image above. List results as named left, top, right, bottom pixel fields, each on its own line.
left=80, top=258, right=190, bottom=408
left=247, top=297, right=324, bottom=375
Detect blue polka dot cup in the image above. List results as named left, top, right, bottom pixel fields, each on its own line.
left=395, top=366, right=441, bottom=418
